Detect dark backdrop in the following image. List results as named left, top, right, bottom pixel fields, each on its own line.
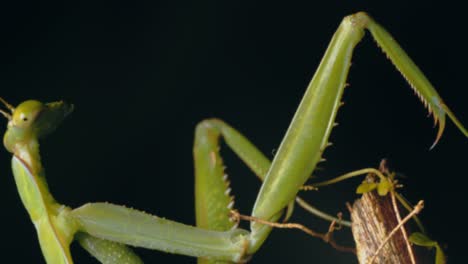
left=0, top=1, right=466, bottom=263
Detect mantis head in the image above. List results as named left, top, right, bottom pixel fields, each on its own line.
left=1, top=98, right=73, bottom=154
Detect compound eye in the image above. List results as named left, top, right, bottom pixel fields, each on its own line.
left=21, top=114, right=29, bottom=122
left=12, top=112, right=33, bottom=128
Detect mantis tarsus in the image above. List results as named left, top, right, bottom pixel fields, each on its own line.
left=1, top=12, right=466, bottom=264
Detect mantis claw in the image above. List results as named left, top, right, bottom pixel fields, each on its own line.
left=430, top=102, right=446, bottom=150
left=363, top=14, right=467, bottom=148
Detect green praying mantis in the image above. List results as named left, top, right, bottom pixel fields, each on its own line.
left=1, top=12, right=467, bottom=264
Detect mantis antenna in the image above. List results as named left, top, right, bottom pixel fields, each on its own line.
left=0, top=97, right=13, bottom=120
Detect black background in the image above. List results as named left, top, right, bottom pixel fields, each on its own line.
left=0, top=1, right=466, bottom=263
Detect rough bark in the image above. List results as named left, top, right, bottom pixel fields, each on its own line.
left=350, top=177, right=416, bottom=264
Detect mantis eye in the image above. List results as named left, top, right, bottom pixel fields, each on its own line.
left=20, top=114, right=30, bottom=123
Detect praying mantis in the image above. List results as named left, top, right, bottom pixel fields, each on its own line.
left=1, top=11, right=467, bottom=264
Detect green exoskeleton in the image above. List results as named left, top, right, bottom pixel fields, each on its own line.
left=1, top=12, right=466, bottom=264
left=0, top=99, right=143, bottom=264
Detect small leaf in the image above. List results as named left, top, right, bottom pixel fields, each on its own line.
left=409, top=232, right=437, bottom=247
left=435, top=244, right=446, bottom=264
left=410, top=233, right=445, bottom=264
left=356, top=182, right=377, bottom=194
left=377, top=179, right=392, bottom=196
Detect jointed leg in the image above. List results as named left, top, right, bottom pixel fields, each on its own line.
left=69, top=12, right=466, bottom=263
left=247, top=12, right=466, bottom=252
left=194, top=119, right=355, bottom=235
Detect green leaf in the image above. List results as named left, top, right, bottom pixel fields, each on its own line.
left=356, top=182, right=377, bottom=194
left=410, top=233, right=445, bottom=264
left=409, top=232, right=437, bottom=247
left=377, top=179, right=392, bottom=196
left=435, top=244, right=446, bottom=264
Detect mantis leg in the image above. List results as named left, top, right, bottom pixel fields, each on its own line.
left=59, top=11, right=468, bottom=263
left=72, top=117, right=343, bottom=264
left=194, top=118, right=357, bottom=263
left=194, top=118, right=350, bottom=227
left=72, top=118, right=344, bottom=264
left=193, top=118, right=269, bottom=232
left=76, top=233, right=143, bottom=264
left=248, top=12, right=467, bottom=252
left=71, top=202, right=250, bottom=262
left=194, top=118, right=273, bottom=264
